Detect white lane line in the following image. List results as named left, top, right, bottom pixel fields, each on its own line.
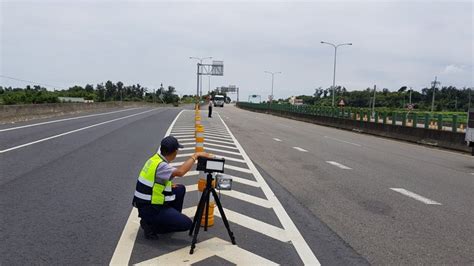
left=227, top=175, right=260, bottom=187
left=182, top=207, right=288, bottom=243
left=0, top=109, right=156, bottom=154
left=217, top=113, right=320, bottom=265
left=204, top=138, right=235, bottom=145
left=136, top=237, right=278, bottom=265
left=175, top=153, right=246, bottom=163
left=0, top=107, right=142, bottom=132
left=171, top=134, right=194, bottom=138
left=390, top=188, right=442, bottom=205
left=225, top=164, right=253, bottom=174
left=205, top=147, right=242, bottom=156
left=109, top=109, right=184, bottom=265
left=293, top=147, right=308, bottom=152
left=273, top=138, right=282, bottom=142
left=205, top=135, right=234, bottom=142
left=220, top=190, right=272, bottom=208
left=205, top=142, right=239, bottom=150
left=179, top=142, right=196, bottom=146
left=324, top=136, right=362, bottom=147
left=175, top=138, right=195, bottom=142
left=326, top=161, right=352, bottom=170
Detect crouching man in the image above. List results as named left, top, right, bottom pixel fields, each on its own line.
left=132, top=136, right=213, bottom=239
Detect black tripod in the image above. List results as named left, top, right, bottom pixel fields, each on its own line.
left=189, top=172, right=236, bottom=254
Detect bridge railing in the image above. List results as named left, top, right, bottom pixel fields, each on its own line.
left=237, top=102, right=467, bottom=133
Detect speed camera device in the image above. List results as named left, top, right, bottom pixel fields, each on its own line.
left=197, top=157, right=225, bottom=173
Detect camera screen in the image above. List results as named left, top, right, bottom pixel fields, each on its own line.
left=206, top=160, right=224, bottom=172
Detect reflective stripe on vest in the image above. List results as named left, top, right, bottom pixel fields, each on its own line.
left=134, top=154, right=174, bottom=205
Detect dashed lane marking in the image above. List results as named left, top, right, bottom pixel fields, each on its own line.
left=326, top=161, right=352, bottom=170
left=324, top=136, right=362, bottom=147
left=273, top=138, right=282, bottom=142
left=293, top=147, right=308, bottom=152
left=390, top=188, right=442, bottom=205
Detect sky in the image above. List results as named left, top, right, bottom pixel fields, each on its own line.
left=1, top=0, right=473, bottom=101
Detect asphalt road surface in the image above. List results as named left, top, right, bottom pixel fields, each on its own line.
left=218, top=105, right=474, bottom=265
left=1, top=104, right=472, bottom=265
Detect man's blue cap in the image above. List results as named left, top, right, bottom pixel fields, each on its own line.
left=161, top=136, right=183, bottom=153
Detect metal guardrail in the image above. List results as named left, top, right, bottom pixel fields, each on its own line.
left=237, top=102, right=467, bottom=133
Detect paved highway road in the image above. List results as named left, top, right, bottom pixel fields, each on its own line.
left=218, top=105, right=474, bottom=265
left=1, top=104, right=472, bottom=265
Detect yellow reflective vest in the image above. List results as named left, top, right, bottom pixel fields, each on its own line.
left=133, top=154, right=175, bottom=207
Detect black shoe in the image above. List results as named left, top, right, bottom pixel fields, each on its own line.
left=140, top=220, right=159, bottom=240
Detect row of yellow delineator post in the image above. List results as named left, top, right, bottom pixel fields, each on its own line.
left=194, top=104, right=215, bottom=227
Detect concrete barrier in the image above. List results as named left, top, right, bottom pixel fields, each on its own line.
left=237, top=104, right=470, bottom=153
left=0, top=102, right=169, bottom=124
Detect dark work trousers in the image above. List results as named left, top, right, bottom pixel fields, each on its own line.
left=137, top=184, right=192, bottom=234
left=208, top=105, right=213, bottom=117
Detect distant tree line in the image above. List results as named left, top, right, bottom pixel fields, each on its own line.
left=277, top=85, right=472, bottom=112
left=0, top=81, right=181, bottom=105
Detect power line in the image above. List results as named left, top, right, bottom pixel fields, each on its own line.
left=0, top=75, right=65, bottom=89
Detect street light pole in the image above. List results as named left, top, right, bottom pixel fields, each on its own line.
left=264, top=71, right=281, bottom=106
left=321, top=41, right=352, bottom=107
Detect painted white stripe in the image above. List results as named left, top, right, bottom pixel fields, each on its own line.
left=273, top=138, right=282, bottom=142
left=225, top=164, right=253, bottom=174
left=293, top=147, right=308, bottom=152
left=204, top=135, right=234, bottom=142
left=203, top=138, right=235, bottom=145
left=136, top=237, right=278, bottom=265
left=179, top=142, right=196, bottom=146
left=326, top=161, right=352, bottom=170
left=217, top=113, right=320, bottom=265
left=205, top=147, right=242, bottom=156
left=205, top=142, right=238, bottom=150
left=220, top=190, right=272, bottom=208
left=0, top=109, right=156, bottom=154
left=175, top=153, right=245, bottom=163
left=184, top=170, right=199, bottom=177
left=171, top=134, right=194, bottom=138
left=230, top=176, right=260, bottom=187
left=204, top=132, right=231, bottom=138
left=0, top=107, right=142, bottom=132
left=182, top=207, right=288, bottom=243
left=390, top=188, right=442, bottom=205
left=324, top=136, right=362, bottom=147
left=175, top=138, right=195, bottom=142
left=180, top=146, right=195, bottom=151
left=110, top=109, right=184, bottom=266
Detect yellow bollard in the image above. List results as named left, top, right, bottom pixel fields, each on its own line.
left=195, top=115, right=201, bottom=127
left=197, top=178, right=216, bottom=227
left=195, top=124, right=204, bottom=152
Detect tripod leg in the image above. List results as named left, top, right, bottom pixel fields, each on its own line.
left=190, top=189, right=210, bottom=254
left=211, top=188, right=236, bottom=245
left=204, top=188, right=210, bottom=231
left=189, top=187, right=208, bottom=236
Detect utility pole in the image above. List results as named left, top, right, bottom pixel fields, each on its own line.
left=372, top=85, right=376, bottom=118
left=469, top=88, right=472, bottom=109
left=431, top=76, right=441, bottom=113
left=264, top=71, right=281, bottom=107
left=409, top=87, right=412, bottom=105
